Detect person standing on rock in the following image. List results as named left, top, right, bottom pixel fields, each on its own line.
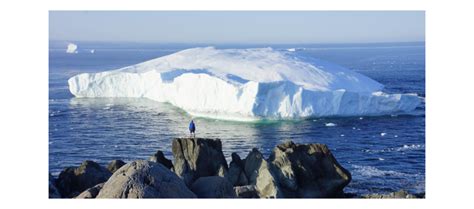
left=189, top=120, right=196, bottom=138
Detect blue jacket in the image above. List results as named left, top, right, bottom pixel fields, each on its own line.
left=189, top=121, right=196, bottom=132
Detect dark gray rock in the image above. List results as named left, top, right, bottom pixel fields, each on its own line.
left=75, top=183, right=104, bottom=198
left=56, top=160, right=111, bottom=198
left=107, top=160, right=126, bottom=173
left=363, top=190, right=418, bottom=199
left=172, top=138, right=228, bottom=186
left=234, top=185, right=259, bottom=198
left=190, top=176, right=235, bottom=198
left=268, top=141, right=351, bottom=198
left=96, top=160, right=196, bottom=198
left=225, top=153, right=248, bottom=186
left=231, top=152, right=244, bottom=167
left=243, top=148, right=281, bottom=198
left=49, top=173, right=61, bottom=198
left=149, top=150, right=173, bottom=169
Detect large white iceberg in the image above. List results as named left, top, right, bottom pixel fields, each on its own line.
left=68, top=47, right=420, bottom=121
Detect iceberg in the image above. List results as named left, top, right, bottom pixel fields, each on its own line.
left=68, top=47, right=421, bottom=121
left=325, top=123, right=337, bottom=127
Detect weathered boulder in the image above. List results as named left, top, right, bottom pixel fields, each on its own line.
left=107, top=160, right=126, bottom=173
left=172, top=138, right=228, bottom=186
left=56, top=160, right=111, bottom=198
left=149, top=150, right=173, bottom=169
left=268, top=141, right=351, bottom=198
left=75, top=183, right=104, bottom=198
left=49, top=173, right=61, bottom=198
left=225, top=153, right=248, bottom=186
left=363, top=190, right=417, bottom=199
left=96, top=160, right=196, bottom=198
left=190, top=176, right=235, bottom=198
left=244, top=148, right=281, bottom=198
left=234, top=185, right=259, bottom=198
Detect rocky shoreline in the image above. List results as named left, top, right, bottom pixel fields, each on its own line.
left=49, top=138, right=422, bottom=199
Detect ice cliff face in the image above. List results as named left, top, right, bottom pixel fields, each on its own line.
left=68, top=47, right=420, bottom=121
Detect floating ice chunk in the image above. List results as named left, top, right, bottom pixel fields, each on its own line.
left=325, top=123, right=337, bottom=127
left=378, top=158, right=385, bottom=161
left=90, top=49, right=95, bottom=54
left=380, top=132, right=387, bottom=136
left=287, top=48, right=296, bottom=52
left=68, top=47, right=421, bottom=121
left=66, top=43, right=78, bottom=54
left=394, top=135, right=398, bottom=138
left=340, top=134, right=345, bottom=137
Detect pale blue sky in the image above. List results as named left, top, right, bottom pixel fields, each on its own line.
left=49, top=11, right=424, bottom=44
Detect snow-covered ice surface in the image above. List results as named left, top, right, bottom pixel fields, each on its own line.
left=68, top=47, right=421, bottom=121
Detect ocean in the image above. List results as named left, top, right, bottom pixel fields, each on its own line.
left=49, top=42, right=425, bottom=196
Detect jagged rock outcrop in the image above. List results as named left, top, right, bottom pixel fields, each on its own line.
left=225, top=153, right=248, bottom=186
left=172, top=138, right=228, bottom=186
left=148, top=150, right=173, bottom=169
left=268, top=141, right=351, bottom=197
left=243, top=148, right=281, bottom=198
left=51, top=139, right=354, bottom=198
left=96, top=160, right=196, bottom=198
left=56, top=160, right=111, bottom=198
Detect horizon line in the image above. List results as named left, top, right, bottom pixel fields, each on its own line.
left=49, top=40, right=425, bottom=45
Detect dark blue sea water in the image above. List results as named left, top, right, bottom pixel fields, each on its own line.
left=49, top=42, right=425, bottom=196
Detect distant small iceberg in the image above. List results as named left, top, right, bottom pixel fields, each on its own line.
left=325, top=123, right=337, bottom=127
left=66, top=43, right=78, bottom=54
left=90, top=49, right=95, bottom=54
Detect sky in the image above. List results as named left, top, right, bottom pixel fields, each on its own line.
left=49, top=11, right=424, bottom=44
